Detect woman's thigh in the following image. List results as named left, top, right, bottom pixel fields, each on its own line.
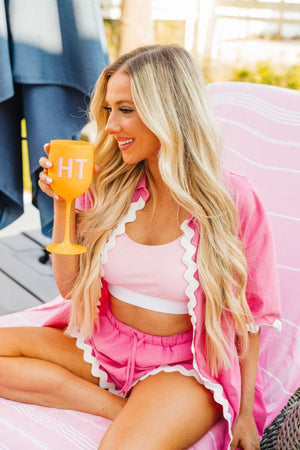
left=0, top=326, right=98, bottom=384
left=99, top=370, right=222, bottom=450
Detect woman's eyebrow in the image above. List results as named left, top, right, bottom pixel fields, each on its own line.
left=104, top=99, right=135, bottom=106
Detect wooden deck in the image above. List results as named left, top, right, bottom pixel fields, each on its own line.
left=0, top=228, right=59, bottom=316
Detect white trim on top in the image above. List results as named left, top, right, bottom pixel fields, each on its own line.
left=106, top=283, right=189, bottom=315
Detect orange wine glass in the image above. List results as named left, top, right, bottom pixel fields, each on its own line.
left=46, top=139, right=94, bottom=255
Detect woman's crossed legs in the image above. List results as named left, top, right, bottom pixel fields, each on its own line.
left=0, top=327, right=222, bottom=449
left=0, top=326, right=125, bottom=419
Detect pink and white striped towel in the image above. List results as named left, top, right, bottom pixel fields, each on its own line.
left=0, top=82, right=299, bottom=449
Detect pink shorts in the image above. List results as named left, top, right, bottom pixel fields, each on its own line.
left=74, top=302, right=200, bottom=397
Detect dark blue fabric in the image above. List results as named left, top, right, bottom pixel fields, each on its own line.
left=0, top=0, right=109, bottom=236
left=0, top=84, right=23, bottom=228
left=24, top=84, right=90, bottom=237
left=10, top=1, right=109, bottom=94
left=0, top=2, right=14, bottom=101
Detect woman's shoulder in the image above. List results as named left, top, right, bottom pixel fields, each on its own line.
left=223, top=170, right=253, bottom=199
left=224, top=170, right=262, bottom=211
left=223, top=170, right=271, bottom=245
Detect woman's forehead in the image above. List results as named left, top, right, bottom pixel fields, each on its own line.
left=105, top=72, right=133, bottom=104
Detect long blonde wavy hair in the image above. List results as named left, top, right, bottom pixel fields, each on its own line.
left=67, top=45, right=254, bottom=375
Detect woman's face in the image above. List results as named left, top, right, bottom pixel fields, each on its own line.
left=104, top=72, right=161, bottom=166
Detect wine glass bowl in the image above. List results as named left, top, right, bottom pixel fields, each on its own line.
left=46, top=139, right=94, bottom=255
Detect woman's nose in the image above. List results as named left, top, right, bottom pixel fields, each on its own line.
left=104, top=112, right=121, bottom=135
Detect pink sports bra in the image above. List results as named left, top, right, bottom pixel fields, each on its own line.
left=101, top=232, right=189, bottom=314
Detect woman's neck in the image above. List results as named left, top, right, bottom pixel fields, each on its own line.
left=146, top=160, right=188, bottom=225
left=147, top=160, right=171, bottom=198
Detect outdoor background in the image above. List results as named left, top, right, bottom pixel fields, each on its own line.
left=2, top=0, right=299, bottom=237
left=101, top=0, right=300, bottom=89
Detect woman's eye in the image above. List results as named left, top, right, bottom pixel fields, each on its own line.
left=102, top=106, right=134, bottom=115
left=102, top=106, right=111, bottom=114
left=119, top=107, right=134, bottom=114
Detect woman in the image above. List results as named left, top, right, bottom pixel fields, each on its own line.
left=0, top=45, right=281, bottom=449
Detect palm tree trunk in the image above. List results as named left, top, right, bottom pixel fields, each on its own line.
left=120, top=0, right=153, bottom=55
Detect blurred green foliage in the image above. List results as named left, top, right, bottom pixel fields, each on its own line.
left=104, top=18, right=300, bottom=92
left=232, top=61, right=300, bottom=90
left=104, top=19, right=121, bottom=61
left=154, top=20, right=185, bottom=47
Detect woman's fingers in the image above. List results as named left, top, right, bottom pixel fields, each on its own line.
left=39, top=142, right=52, bottom=172
left=38, top=144, right=59, bottom=199
left=38, top=179, right=59, bottom=201
left=38, top=171, right=58, bottom=200
left=44, top=143, right=50, bottom=155
left=39, top=156, right=52, bottom=170
left=39, top=171, right=53, bottom=185
left=93, top=164, right=99, bottom=174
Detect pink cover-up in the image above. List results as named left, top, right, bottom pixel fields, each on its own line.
left=0, top=82, right=299, bottom=449
left=0, top=171, right=280, bottom=450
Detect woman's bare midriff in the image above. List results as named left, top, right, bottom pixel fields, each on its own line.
left=109, top=295, right=192, bottom=336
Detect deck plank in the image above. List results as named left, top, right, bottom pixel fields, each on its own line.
left=0, top=231, right=59, bottom=312
left=0, top=271, right=41, bottom=315
left=23, top=229, right=53, bottom=247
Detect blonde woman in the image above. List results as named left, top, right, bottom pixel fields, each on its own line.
left=0, top=45, right=281, bottom=450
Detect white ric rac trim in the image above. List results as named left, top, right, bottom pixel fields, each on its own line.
left=129, top=364, right=202, bottom=391
left=247, top=318, right=282, bottom=333
left=181, top=219, right=234, bottom=448
left=100, top=196, right=146, bottom=271
left=71, top=332, right=123, bottom=397
left=107, top=283, right=189, bottom=315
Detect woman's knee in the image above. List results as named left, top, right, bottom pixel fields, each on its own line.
left=0, top=326, right=99, bottom=384
left=99, top=371, right=222, bottom=450
left=0, top=326, right=65, bottom=359
left=0, top=327, right=25, bottom=356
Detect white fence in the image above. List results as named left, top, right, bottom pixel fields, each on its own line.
left=100, top=0, right=300, bottom=55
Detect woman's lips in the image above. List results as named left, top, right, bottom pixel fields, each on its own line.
left=117, top=138, right=134, bottom=150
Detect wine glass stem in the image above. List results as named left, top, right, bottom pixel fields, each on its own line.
left=63, top=199, right=72, bottom=244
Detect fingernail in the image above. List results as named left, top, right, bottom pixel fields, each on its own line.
left=46, top=176, right=53, bottom=184
left=54, top=194, right=59, bottom=200
left=45, top=161, right=52, bottom=168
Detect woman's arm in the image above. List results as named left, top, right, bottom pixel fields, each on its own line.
left=38, top=145, right=79, bottom=298
left=50, top=198, right=79, bottom=298
left=230, top=330, right=261, bottom=450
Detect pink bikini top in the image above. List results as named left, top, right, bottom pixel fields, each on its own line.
left=101, top=232, right=189, bottom=314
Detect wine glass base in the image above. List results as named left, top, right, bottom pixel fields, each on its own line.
left=46, top=242, right=87, bottom=255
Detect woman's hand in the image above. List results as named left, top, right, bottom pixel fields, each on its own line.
left=230, top=413, right=260, bottom=450
left=38, top=143, right=60, bottom=200
left=38, top=143, right=99, bottom=200
left=231, top=331, right=261, bottom=449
